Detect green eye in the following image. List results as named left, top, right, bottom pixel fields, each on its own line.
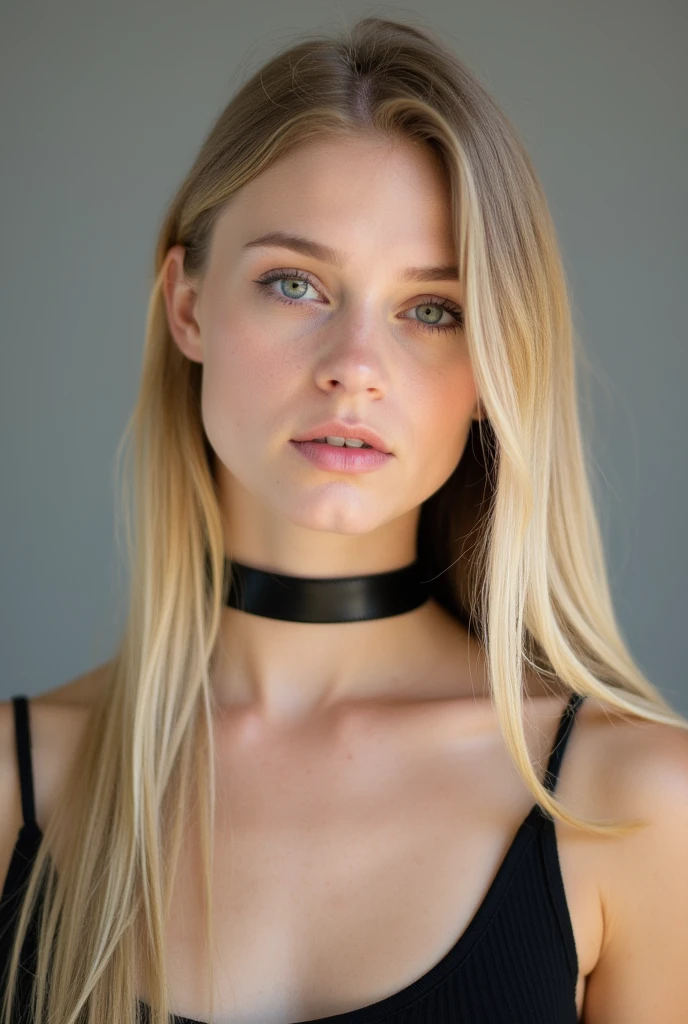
left=254, top=269, right=464, bottom=335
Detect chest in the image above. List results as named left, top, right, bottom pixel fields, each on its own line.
left=139, top=707, right=601, bottom=1023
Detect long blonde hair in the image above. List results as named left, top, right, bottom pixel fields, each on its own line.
left=4, top=14, right=687, bottom=1024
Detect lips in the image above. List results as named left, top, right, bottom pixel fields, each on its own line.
left=292, top=421, right=391, bottom=454
left=290, top=439, right=393, bottom=473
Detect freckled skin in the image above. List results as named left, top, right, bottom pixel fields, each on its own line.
left=161, top=134, right=482, bottom=720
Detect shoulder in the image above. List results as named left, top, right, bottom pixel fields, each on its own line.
left=569, top=694, right=688, bottom=1020
left=589, top=694, right=688, bottom=873
left=1, top=660, right=109, bottom=775
left=572, top=693, right=688, bottom=819
left=0, top=662, right=111, bottom=887
left=559, top=691, right=688, bottom=840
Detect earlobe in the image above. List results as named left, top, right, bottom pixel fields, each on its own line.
left=161, top=245, right=204, bottom=364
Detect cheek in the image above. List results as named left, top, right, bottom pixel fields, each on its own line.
left=199, top=324, right=285, bottom=464
left=416, top=368, right=478, bottom=465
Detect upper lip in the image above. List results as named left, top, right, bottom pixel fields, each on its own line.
left=292, top=420, right=392, bottom=454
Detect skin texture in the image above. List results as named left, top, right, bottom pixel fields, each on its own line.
left=162, top=134, right=485, bottom=723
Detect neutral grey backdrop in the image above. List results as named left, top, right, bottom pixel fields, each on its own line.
left=1, top=0, right=686, bottom=713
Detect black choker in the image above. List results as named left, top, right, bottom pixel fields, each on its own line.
left=223, top=558, right=434, bottom=623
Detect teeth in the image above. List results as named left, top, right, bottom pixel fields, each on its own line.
left=312, top=436, right=372, bottom=448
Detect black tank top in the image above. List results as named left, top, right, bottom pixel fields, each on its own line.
left=0, top=692, right=586, bottom=1023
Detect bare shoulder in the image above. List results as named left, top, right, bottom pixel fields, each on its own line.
left=564, top=693, right=688, bottom=1021
left=0, top=661, right=112, bottom=889
left=1, top=659, right=110, bottom=769
left=567, top=692, right=688, bottom=819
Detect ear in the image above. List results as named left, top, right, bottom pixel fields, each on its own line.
left=161, top=245, right=203, bottom=364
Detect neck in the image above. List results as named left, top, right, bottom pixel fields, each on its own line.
left=209, top=592, right=478, bottom=726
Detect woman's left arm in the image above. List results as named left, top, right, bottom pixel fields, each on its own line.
left=582, top=721, right=688, bottom=1022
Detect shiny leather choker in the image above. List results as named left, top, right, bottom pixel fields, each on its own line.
left=223, top=558, right=433, bottom=623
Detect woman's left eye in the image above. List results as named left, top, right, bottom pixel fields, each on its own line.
left=253, top=269, right=464, bottom=335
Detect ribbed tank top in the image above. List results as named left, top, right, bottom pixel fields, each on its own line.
left=0, top=692, right=586, bottom=1023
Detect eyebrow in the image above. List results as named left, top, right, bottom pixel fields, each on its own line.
left=241, top=231, right=460, bottom=284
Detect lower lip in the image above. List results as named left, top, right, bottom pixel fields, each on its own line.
left=290, top=440, right=393, bottom=473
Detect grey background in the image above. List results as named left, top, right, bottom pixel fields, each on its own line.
left=1, top=1, right=686, bottom=713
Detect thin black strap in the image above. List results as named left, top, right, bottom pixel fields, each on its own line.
left=11, top=695, right=37, bottom=826
left=542, top=692, right=586, bottom=794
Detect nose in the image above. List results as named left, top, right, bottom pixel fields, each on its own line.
left=313, top=325, right=390, bottom=397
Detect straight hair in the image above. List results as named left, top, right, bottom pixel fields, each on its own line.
left=4, top=15, right=686, bottom=1024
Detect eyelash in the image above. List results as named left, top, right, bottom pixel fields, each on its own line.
left=253, top=269, right=464, bottom=335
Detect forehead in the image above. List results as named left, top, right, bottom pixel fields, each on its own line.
left=210, top=135, right=456, bottom=266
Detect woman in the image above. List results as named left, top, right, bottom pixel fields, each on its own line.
left=1, top=15, right=687, bottom=1024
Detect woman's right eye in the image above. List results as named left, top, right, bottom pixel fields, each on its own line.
left=254, top=269, right=321, bottom=306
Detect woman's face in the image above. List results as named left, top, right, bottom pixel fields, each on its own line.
left=165, top=134, right=480, bottom=555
